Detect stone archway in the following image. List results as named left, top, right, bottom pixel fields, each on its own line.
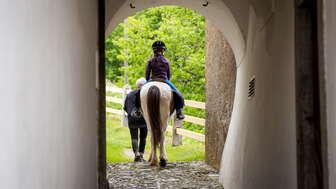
left=104, top=1, right=311, bottom=189
left=105, top=0, right=240, bottom=170
left=205, top=22, right=236, bottom=169
left=105, top=0, right=246, bottom=65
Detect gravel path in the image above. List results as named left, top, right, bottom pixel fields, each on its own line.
left=107, top=161, right=224, bottom=189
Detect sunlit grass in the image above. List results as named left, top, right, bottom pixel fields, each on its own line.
left=106, top=113, right=205, bottom=162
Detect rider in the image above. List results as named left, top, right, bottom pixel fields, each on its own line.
left=134, top=40, right=185, bottom=120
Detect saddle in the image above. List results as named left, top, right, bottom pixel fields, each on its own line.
left=151, top=78, right=166, bottom=83
left=135, top=79, right=185, bottom=115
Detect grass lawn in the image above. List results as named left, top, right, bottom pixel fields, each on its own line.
left=106, top=113, right=205, bottom=162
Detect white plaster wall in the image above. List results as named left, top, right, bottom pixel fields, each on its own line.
left=324, top=0, right=336, bottom=188
left=0, top=1, right=98, bottom=189
left=220, top=1, right=297, bottom=188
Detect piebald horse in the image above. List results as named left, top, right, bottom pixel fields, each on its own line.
left=140, top=81, right=174, bottom=167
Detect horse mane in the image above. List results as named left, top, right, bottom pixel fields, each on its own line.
left=147, top=85, right=162, bottom=149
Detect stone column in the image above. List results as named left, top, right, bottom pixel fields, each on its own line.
left=205, top=21, right=236, bottom=170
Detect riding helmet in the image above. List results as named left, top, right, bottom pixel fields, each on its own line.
left=152, top=40, right=166, bottom=52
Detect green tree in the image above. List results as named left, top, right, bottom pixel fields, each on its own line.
left=105, top=24, right=124, bottom=84
left=106, top=6, right=205, bottom=101
left=106, top=6, right=206, bottom=133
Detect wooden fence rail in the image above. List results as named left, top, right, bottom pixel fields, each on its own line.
left=106, top=86, right=205, bottom=144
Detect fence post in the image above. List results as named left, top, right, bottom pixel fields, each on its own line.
left=172, top=114, right=183, bottom=146
left=121, top=85, right=131, bottom=127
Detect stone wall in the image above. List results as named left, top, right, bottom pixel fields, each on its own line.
left=205, top=22, right=236, bottom=170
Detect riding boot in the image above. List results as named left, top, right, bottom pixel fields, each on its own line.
left=176, top=108, right=185, bottom=120
left=173, top=91, right=185, bottom=120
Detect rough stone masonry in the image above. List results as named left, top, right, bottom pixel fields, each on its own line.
left=205, top=22, right=236, bottom=170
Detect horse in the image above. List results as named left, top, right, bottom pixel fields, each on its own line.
left=140, top=81, right=174, bottom=167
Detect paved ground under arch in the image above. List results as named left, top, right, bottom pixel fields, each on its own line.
left=107, top=161, right=223, bottom=189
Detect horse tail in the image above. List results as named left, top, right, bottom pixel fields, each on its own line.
left=147, top=85, right=162, bottom=149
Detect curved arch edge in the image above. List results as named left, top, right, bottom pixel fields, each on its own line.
left=105, top=0, right=246, bottom=66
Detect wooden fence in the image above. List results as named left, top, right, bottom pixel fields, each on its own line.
left=106, top=86, right=205, bottom=145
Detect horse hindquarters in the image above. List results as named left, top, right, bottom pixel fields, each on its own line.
left=142, top=82, right=171, bottom=167
left=147, top=86, right=162, bottom=158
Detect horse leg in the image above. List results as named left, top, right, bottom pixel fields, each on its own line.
left=148, top=134, right=153, bottom=162
left=159, top=134, right=167, bottom=167
left=148, top=134, right=154, bottom=162
left=149, top=134, right=158, bottom=166
left=148, top=149, right=152, bottom=162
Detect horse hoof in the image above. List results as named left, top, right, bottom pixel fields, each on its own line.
left=150, top=160, right=158, bottom=166
left=160, top=159, right=167, bottom=167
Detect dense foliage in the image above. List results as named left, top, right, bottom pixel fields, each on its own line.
left=106, top=6, right=205, bottom=101
left=106, top=6, right=206, bottom=133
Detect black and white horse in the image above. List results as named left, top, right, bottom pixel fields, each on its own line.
left=140, top=81, right=174, bottom=167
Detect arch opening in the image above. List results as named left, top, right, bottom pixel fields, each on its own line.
left=104, top=1, right=237, bottom=173
left=105, top=5, right=208, bottom=163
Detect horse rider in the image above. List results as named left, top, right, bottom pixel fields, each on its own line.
left=134, top=40, right=185, bottom=120
left=123, top=78, right=148, bottom=162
